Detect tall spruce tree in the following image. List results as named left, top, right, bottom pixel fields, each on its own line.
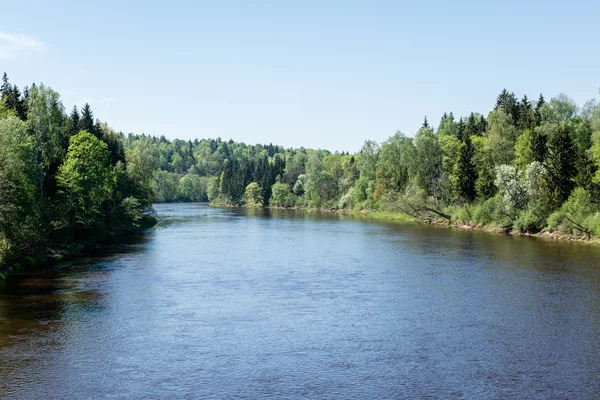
left=465, top=113, right=478, bottom=137
left=254, top=154, right=274, bottom=205
left=517, top=95, right=534, bottom=131
left=69, top=105, right=80, bottom=136
left=422, top=116, right=430, bottom=129
left=495, top=89, right=519, bottom=125
left=546, top=124, right=576, bottom=206
left=456, top=118, right=465, bottom=141
left=478, top=115, right=487, bottom=135
left=534, top=94, right=545, bottom=126
left=456, top=133, right=477, bottom=202
left=530, top=128, right=547, bottom=163
left=79, top=103, right=97, bottom=137
left=0, top=73, right=10, bottom=96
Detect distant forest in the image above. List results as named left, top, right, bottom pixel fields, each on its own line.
left=2, top=72, right=600, bottom=275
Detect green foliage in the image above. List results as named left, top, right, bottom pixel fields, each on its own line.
left=494, top=164, right=528, bottom=215
left=244, top=182, right=262, bottom=205
left=547, top=187, right=598, bottom=237
left=514, top=205, right=546, bottom=233
left=271, top=182, right=293, bottom=207
left=487, top=108, right=519, bottom=165
left=0, top=117, right=39, bottom=254
left=455, top=134, right=477, bottom=202
left=7, top=70, right=600, bottom=276
left=57, top=131, right=115, bottom=228
left=544, top=123, right=576, bottom=208
left=514, top=129, right=534, bottom=169
left=207, top=175, right=221, bottom=203
left=471, top=195, right=504, bottom=227
left=0, top=74, right=155, bottom=277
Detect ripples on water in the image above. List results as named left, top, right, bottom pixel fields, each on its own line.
left=1, top=203, right=600, bottom=399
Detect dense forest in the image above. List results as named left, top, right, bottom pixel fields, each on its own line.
left=0, top=73, right=157, bottom=277
left=2, top=72, right=600, bottom=276
left=133, top=87, right=600, bottom=240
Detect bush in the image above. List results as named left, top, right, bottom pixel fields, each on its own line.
left=514, top=205, right=546, bottom=233
left=338, top=188, right=354, bottom=209
left=271, top=182, right=293, bottom=207
left=471, top=195, right=504, bottom=227
left=548, top=187, right=599, bottom=237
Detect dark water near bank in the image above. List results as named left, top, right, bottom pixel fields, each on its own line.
left=2, top=204, right=600, bottom=399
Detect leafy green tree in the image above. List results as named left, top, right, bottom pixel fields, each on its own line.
left=207, top=175, right=221, bottom=202
left=0, top=117, right=40, bottom=258
left=27, top=84, right=67, bottom=198
left=486, top=108, right=519, bottom=165
left=415, top=126, right=444, bottom=200
left=540, top=94, right=578, bottom=124
left=494, top=164, right=528, bottom=216
left=547, top=187, right=598, bottom=237
left=57, top=131, right=115, bottom=228
left=0, top=97, right=16, bottom=119
left=154, top=170, right=179, bottom=202
left=244, top=182, right=262, bottom=205
left=514, top=129, right=534, bottom=169
left=323, top=153, right=345, bottom=199
left=271, top=182, right=292, bottom=207
left=437, top=112, right=458, bottom=137
left=377, top=132, right=414, bottom=195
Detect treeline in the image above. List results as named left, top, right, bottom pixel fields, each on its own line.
left=0, top=73, right=157, bottom=277
left=134, top=88, right=600, bottom=239
left=3, top=71, right=600, bottom=278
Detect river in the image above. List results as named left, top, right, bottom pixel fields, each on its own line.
left=1, top=203, right=600, bottom=399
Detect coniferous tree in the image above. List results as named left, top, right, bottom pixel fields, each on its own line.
left=530, top=128, right=547, bottom=163
left=545, top=124, right=576, bottom=206
left=495, top=89, right=519, bottom=125
left=0, top=74, right=26, bottom=119
left=0, top=73, right=10, bottom=96
left=455, top=133, right=477, bottom=202
left=422, top=116, right=430, bottom=129
left=69, top=105, right=80, bottom=136
left=272, top=154, right=286, bottom=182
left=456, top=118, right=465, bottom=141
left=79, top=103, right=97, bottom=137
left=220, top=156, right=245, bottom=205
left=534, top=94, right=545, bottom=126
left=465, top=113, right=478, bottom=137
left=478, top=115, right=487, bottom=135
left=255, top=154, right=274, bottom=205
left=517, top=95, right=534, bottom=131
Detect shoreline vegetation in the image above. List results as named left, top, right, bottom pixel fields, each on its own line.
left=2, top=73, right=600, bottom=277
left=0, top=74, right=157, bottom=279
left=211, top=202, right=600, bottom=246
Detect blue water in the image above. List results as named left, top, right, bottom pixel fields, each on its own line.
left=1, top=203, right=600, bottom=399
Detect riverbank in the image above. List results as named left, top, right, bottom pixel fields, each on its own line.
left=254, top=204, right=600, bottom=247
left=345, top=208, right=600, bottom=246
left=0, top=216, right=157, bottom=280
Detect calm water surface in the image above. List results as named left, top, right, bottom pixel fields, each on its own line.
left=1, top=203, right=600, bottom=399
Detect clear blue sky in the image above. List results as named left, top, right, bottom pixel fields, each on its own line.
left=1, top=0, right=598, bottom=151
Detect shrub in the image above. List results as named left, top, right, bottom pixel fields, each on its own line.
left=514, top=205, right=546, bottom=233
